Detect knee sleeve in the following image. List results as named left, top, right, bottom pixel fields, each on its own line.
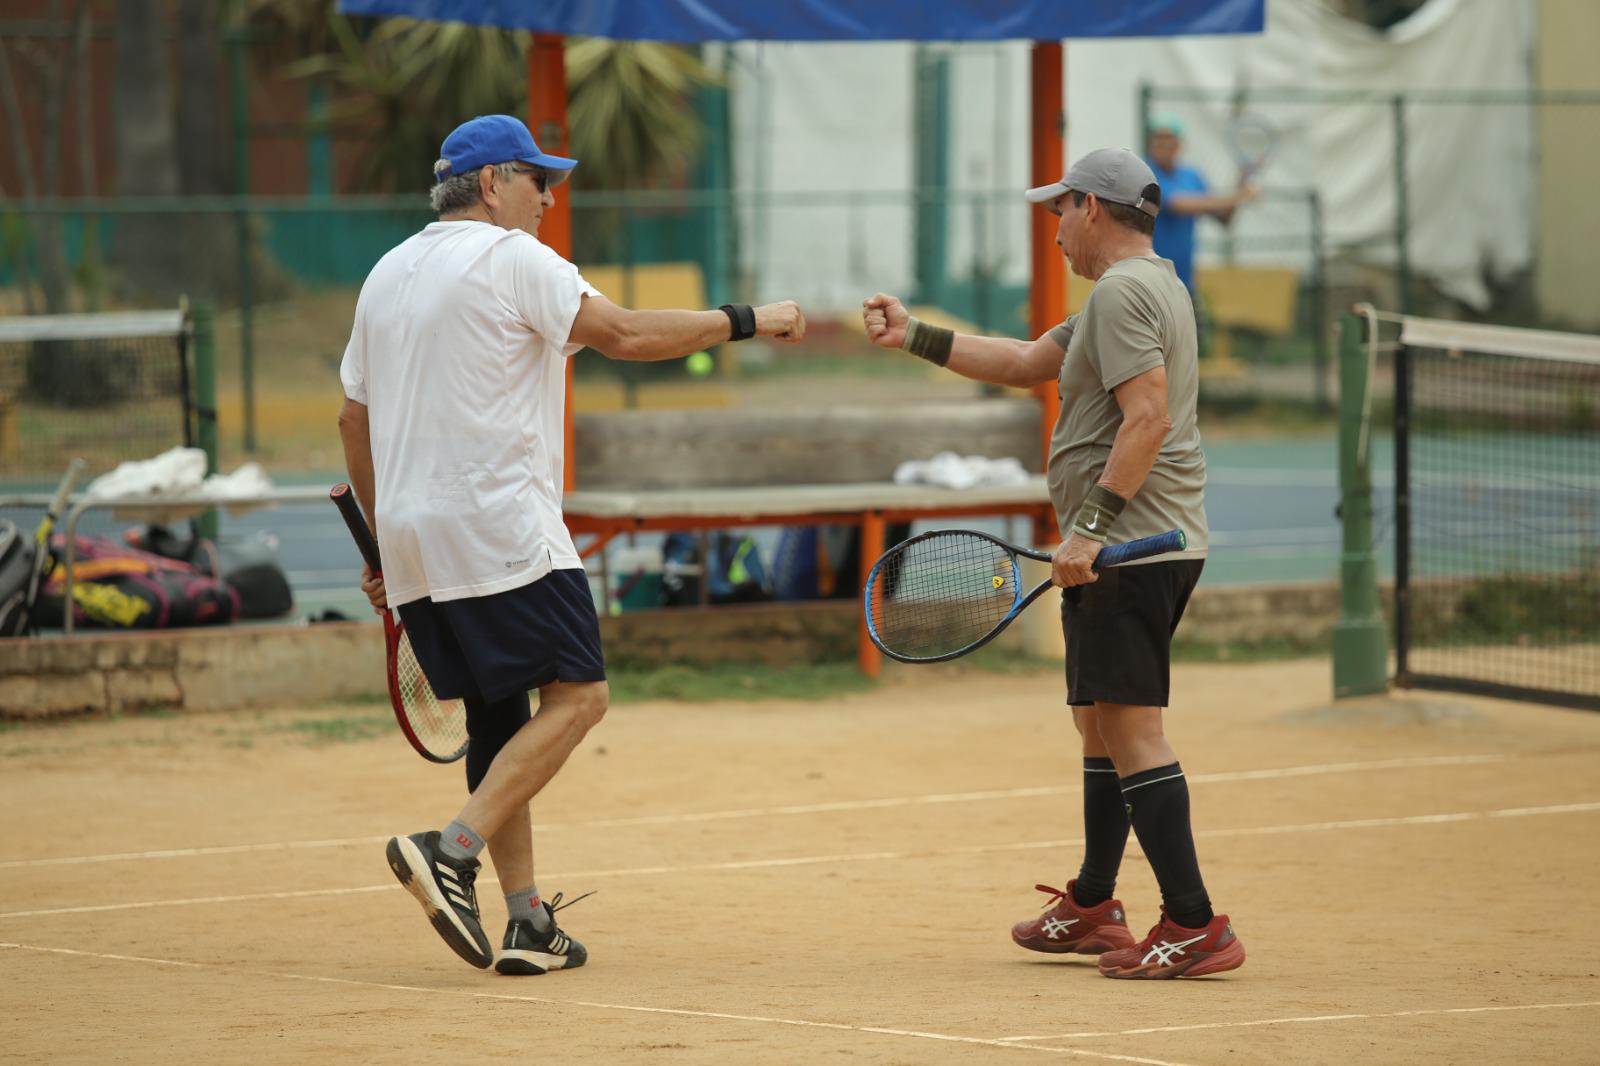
left=463, top=691, right=532, bottom=793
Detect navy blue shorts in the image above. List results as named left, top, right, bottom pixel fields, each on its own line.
left=396, top=569, right=606, bottom=703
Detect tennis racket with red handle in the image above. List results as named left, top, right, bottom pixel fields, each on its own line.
left=330, top=483, right=467, bottom=763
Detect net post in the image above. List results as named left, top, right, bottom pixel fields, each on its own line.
left=1332, top=311, right=1388, bottom=697
left=191, top=302, right=221, bottom=541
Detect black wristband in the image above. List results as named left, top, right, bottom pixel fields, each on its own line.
left=719, top=304, right=757, bottom=342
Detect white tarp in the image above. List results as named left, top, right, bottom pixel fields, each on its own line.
left=727, top=0, right=1535, bottom=314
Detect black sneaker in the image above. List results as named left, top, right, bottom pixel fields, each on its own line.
left=495, top=892, right=592, bottom=975
left=385, top=831, right=494, bottom=969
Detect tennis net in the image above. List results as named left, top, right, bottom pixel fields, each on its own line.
left=0, top=308, right=192, bottom=480
left=1392, top=314, right=1600, bottom=710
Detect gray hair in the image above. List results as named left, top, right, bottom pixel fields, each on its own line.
left=429, top=160, right=517, bottom=214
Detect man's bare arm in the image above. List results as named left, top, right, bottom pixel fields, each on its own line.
left=1099, top=365, right=1172, bottom=500
left=1163, top=186, right=1256, bottom=224
left=862, top=292, right=1065, bottom=387
left=944, top=332, right=1068, bottom=388
left=1050, top=365, right=1171, bottom=588
left=569, top=294, right=805, bottom=362
left=337, top=396, right=377, bottom=531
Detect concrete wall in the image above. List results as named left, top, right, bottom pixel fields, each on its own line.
left=0, top=623, right=387, bottom=719
left=0, top=580, right=1348, bottom=720
left=574, top=399, right=1042, bottom=490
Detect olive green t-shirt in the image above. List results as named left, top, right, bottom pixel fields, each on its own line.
left=1045, top=255, right=1208, bottom=560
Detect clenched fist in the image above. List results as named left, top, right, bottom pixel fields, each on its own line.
left=755, top=301, right=806, bottom=343
left=862, top=292, right=909, bottom=349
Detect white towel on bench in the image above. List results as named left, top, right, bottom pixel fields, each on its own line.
left=892, top=452, right=1030, bottom=491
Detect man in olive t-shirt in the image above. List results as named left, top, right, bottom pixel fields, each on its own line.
left=861, top=147, right=1243, bottom=980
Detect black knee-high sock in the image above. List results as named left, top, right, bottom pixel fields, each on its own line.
left=1121, top=762, right=1213, bottom=928
left=1072, top=756, right=1129, bottom=908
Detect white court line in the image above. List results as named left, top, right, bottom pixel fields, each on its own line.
left=998, top=1000, right=1600, bottom=1042
left=0, top=941, right=1196, bottom=1066
left=3, top=798, right=1594, bottom=922
left=0, top=754, right=1509, bottom=871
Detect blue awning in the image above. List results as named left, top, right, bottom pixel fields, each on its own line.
left=334, top=1, right=1265, bottom=42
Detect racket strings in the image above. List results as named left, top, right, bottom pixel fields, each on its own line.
left=868, top=532, right=1020, bottom=660
left=395, top=633, right=467, bottom=757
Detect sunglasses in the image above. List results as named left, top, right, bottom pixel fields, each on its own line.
left=509, top=164, right=549, bottom=193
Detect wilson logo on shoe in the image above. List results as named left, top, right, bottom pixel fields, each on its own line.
left=1041, top=917, right=1079, bottom=939
left=1141, top=933, right=1207, bottom=966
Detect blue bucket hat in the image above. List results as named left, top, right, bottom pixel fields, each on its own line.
left=434, top=114, right=578, bottom=187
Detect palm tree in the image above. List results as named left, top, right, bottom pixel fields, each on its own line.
left=565, top=39, right=718, bottom=191
left=245, top=2, right=718, bottom=194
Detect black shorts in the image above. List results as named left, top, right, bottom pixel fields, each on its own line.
left=396, top=569, right=607, bottom=703
left=1061, top=558, right=1204, bottom=708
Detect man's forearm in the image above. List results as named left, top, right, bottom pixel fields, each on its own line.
left=1098, top=416, right=1167, bottom=501
left=945, top=334, right=1048, bottom=388
left=1166, top=193, right=1237, bottom=216
left=338, top=410, right=378, bottom=531
left=606, top=309, right=731, bottom=362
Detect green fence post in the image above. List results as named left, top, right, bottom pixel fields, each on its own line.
left=1309, top=189, right=1329, bottom=412
left=1332, top=311, right=1388, bottom=698
left=191, top=302, right=221, bottom=542
left=911, top=46, right=950, bottom=304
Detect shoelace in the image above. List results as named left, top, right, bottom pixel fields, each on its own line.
left=454, top=862, right=480, bottom=915
left=1131, top=912, right=1191, bottom=954
left=520, top=890, right=597, bottom=952
left=1033, top=883, right=1071, bottom=909
left=546, top=889, right=596, bottom=914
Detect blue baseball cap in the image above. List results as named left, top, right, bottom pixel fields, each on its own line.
left=434, top=114, right=578, bottom=186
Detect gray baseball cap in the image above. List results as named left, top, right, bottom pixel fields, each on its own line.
left=1024, top=147, right=1161, bottom=218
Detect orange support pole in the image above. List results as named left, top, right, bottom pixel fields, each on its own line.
left=858, top=511, right=886, bottom=678
left=1028, top=42, right=1066, bottom=504
left=529, top=33, right=577, bottom=491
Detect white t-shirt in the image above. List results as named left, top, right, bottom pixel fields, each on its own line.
left=340, top=220, right=600, bottom=606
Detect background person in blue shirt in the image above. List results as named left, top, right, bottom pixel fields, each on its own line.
left=1145, top=117, right=1258, bottom=295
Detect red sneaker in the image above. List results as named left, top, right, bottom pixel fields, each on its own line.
left=1097, top=910, right=1245, bottom=979
left=1011, top=881, right=1136, bottom=955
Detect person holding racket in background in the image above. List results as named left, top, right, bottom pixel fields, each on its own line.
left=338, top=114, right=805, bottom=975
left=1144, top=115, right=1259, bottom=299
left=862, top=147, right=1243, bottom=979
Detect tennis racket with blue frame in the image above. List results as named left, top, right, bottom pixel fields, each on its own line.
left=864, top=528, right=1186, bottom=664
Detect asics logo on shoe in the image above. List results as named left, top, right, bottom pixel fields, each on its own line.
left=1141, top=933, right=1207, bottom=966
left=1041, top=917, right=1079, bottom=939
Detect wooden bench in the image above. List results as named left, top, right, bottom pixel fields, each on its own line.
left=565, top=399, right=1054, bottom=676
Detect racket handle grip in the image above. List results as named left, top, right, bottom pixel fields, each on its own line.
left=330, top=483, right=383, bottom=572
left=1095, top=529, right=1186, bottom=569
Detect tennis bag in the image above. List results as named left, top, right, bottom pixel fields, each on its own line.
left=0, top=519, right=35, bottom=636
left=32, top=535, right=239, bottom=630
left=660, top=531, right=771, bottom=606
left=124, top=524, right=293, bottom=619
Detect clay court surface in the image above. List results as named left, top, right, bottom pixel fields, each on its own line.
left=3, top=658, right=1598, bottom=1065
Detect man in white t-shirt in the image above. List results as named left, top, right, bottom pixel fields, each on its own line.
left=338, top=114, right=805, bottom=975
